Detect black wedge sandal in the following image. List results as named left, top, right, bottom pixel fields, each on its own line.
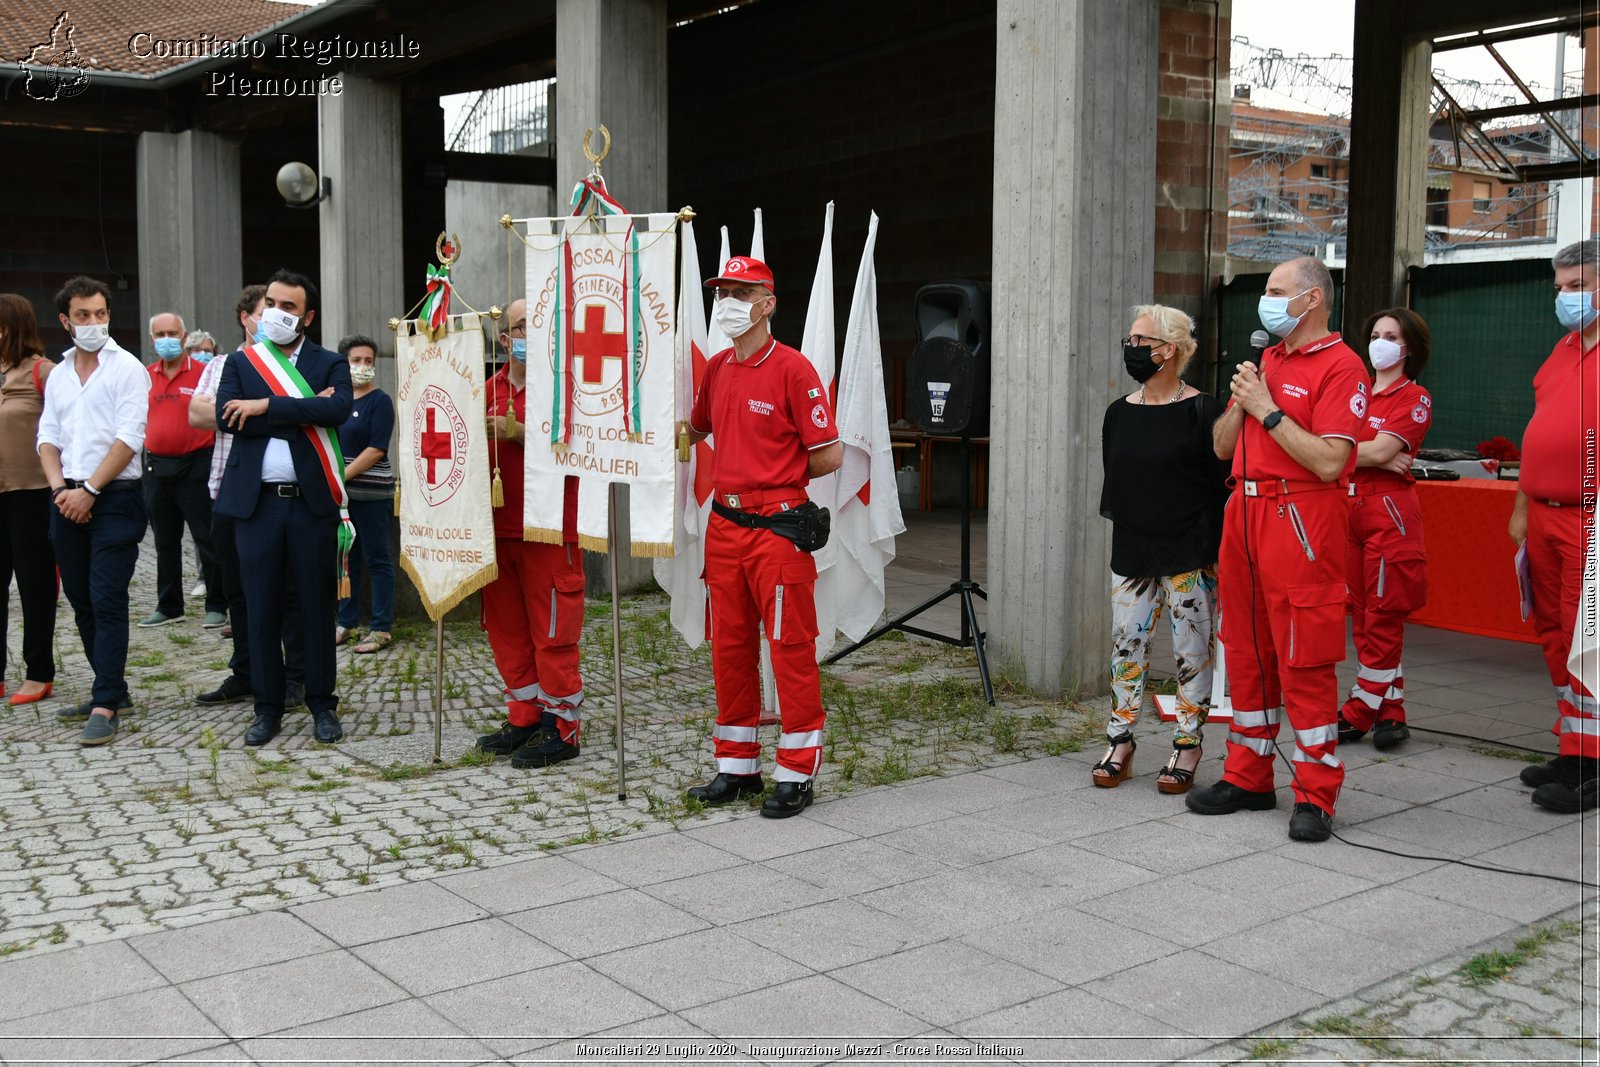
left=1156, top=741, right=1202, bottom=795
left=1091, top=737, right=1136, bottom=788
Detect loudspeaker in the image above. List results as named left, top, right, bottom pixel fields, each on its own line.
left=907, top=281, right=989, bottom=436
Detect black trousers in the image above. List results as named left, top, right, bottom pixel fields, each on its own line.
left=212, top=509, right=303, bottom=689
left=235, top=489, right=336, bottom=717
left=0, top=487, right=58, bottom=683
left=144, top=449, right=225, bottom=616
left=49, top=484, right=146, bottom=707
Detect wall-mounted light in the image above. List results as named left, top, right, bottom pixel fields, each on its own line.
left=275, top=162, right=331, bottom=208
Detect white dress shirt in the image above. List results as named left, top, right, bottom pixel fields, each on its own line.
left=36, top=337, right=148, bottom=481
left=260, top=340, right=302, bottom=484
left=194, top=353, right=233, bottom=499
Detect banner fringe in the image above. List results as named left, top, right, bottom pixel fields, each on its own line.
left=630, top=540, right=675, bottom=559
left=522, top=525, right=565, bottom=546
left=577, top=532, right=611, bottom=554
left=398, top=557, right=499, bottom=622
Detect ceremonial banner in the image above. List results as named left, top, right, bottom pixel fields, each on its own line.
left=395, top=313, right=498, bottom=619
left=802, top=203, right=841, bottom=659
left=833, top=212, right=907, bottom=640
left=519, top=210, right=679, bottom=553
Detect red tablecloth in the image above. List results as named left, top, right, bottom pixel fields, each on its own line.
left=1409, top=479, right=1537, bottom=644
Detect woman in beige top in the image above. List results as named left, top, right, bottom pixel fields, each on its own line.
left=0, top=293, right=58, bottom=706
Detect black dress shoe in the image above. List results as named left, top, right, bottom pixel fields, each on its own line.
left=1185, top=779, right=1277, bottom=815
left=1288, top=801, right=1333, bottom=841
left=1336, top=714, right=1366, bottom=744
left=1521, top=755, right=1578, bottom=788
left=476, top=721, right=542, bottom=756
left=244, top=713, right=282, bottom=746
left=285, top=682, right=306, bottom=710
left=312, top=710, right=343, bottom=743
left=760, top=780, right=814, bottom=819
left=1371, top=718, right=1410, bottom=751
left=196, top=677, right=252, bottom=706
left=510, top=730, right=580, bottom=768
left=686, top=773, right=764, bottom=805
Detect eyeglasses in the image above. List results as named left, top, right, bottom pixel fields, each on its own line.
left=1121, top=334, right=1169, bottom=348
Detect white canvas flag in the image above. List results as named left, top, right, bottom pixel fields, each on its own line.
left=653, top=220, right=712, bottom=646
left=519, top=211, right=680, bottom=554
left=1570, top=520, right=1598, bottom=699
left=832, top=212, right=906, bottom=640
left=801, top=203, right=840, bottom=659
left=394, top=313, right=498, bottom=619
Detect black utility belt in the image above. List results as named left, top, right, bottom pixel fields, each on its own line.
left=711, top=499, right=831, bottom=553
left=63, top=478, right=137, bottom=494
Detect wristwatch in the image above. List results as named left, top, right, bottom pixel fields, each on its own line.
left=1262, top=409, right=1286, bottom=432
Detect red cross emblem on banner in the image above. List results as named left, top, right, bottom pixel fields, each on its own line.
left=573, top=303, right=626, bottom=385
left=412, top=385, right=469, bottom=506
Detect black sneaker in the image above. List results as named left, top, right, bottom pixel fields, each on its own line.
left=1288, top=802, right=1333, bottom=842
left=1371, top=719, right=1410, bottom=751
left=1521, top=755, right=1578, bottom=789
left=1185, top=779, right=1277, bottom=815
left=196, top=677, right=252, bottom=705
left=510, top=730, right=580, bottom=769
left=1336, top=714, right=1366, bottom=744
left=476, top=721, right=542, bottom=756
left=1531, top=776, right=1600, bottom=814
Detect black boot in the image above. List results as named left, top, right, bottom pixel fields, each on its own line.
left=1521, top=755, right=1578, bottom=788
left=687, top=773, right=764, bottom=805
left=1371, top=718, right=1410, bottom=751
left=760, top=780, right=814, bottom=819
left=1185, top=779, right=1276, bottom=815
left=1531, top=757, right=1600, bottom=813
left=477, top=721, right=542, bottom=756
left=1288, top=802, right=1332, bottom=842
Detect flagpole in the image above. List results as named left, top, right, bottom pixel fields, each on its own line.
left=608, top=483, right=628, bottom=800
left=433, top=617, right=445, bottom=764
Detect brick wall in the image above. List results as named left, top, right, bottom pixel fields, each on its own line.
left=1155, top=0, right=1231, bottom=386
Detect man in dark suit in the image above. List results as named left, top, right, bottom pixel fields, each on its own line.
left=215, top=269, right=353, bottom=745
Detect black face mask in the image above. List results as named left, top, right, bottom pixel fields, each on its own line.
left=1122, top=343, right=1161, bottom=383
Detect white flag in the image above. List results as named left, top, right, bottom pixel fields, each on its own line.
left=1570, top=520, right=1599, bottom=699
left=751, top=207, right=765, bottom=260
left=801, top=202, right=840, bottom=659
left=654, top=220, right=712, bottom=646
left=832, top=211, right=905, bottom=640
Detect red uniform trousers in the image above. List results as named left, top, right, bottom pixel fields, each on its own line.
left=1218, top=484, right=1349, bottom=814
left=481, top=539, right=586, bottom=743
left=705, top=500, right=825, bottom=782
left=1341, top=483, right=1427, bottom=731
left=1526, top=500, right=1599, bottom=757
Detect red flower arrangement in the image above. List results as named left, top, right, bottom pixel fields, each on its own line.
left=1476, top=436, right=1521, bottom=463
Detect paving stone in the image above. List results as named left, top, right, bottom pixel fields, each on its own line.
left=424, top=960, right=662, bottom=1056
left=0, top=939, right=167, bottom=1023
left=588, top=927, right=812, bottom=1012
left=291, top=879, right=488, bottom=945
left=680, top=809, right=857, bottom=861
left=179, top=950, right=406, bottom=1037
left=352, top=916, right=568, bottom=996
left=505, top=888, right=709, bottom=958
left=239, top=998, right=497, bottom=1063
left=831, top=940, right=1063, bottom=1027
left=129, top=909, right=336, bottom=983
left=643, top=863, right=837, bottom=926
left=0, top=985, right=222, bottom=1064
left=732, top=898, right=942, bottom=972
left=436, top=855, right=623, bottom=915
left=958, top=908, right=1184, bottom=986
left=561, top=832, right=737, bottom=887
left=681, top=974, right=924, bottom=1038
left=764, top=837, right=953, bottom=897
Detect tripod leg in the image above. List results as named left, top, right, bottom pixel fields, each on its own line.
left=823, top=584, right=963, bottom=664
left=963, top=586, right=995, bottom=705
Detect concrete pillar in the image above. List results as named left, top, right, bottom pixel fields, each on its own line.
left=988, top=0, right=1159, bottom=696
left=556, top=0, right=668, bottom=594
left=318, top=76, right=405, bottom=369
left=135, top=131, right=241, bottom=354
left=1345, top=2, right=1431, bottom=328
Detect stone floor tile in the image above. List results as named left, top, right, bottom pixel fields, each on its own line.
left=129, top=909, right=335, bottom=984
left=179, top=949, right=406, bottom=1037
left=505, top=888, right=709, bottom=958
left=731, top=898, right=942, bottom=972
left=1079, top=875, right=1292, bottom=949
left=763, top=837, right=952, bottom=897
left=0, top=985, right=222, bottom=1064
left=831, top=940, right=1063, bottom=1027
left=874, top=814, right=1051, bottom=867
left=888, top=768, right=1045, bottom=813
left=1299, top=884, right=1520, bottom=954
left=979, top=790, right=1156, bottom=843
left=1071, top=818, right=1258, bottom=875
left=424, top=960, right=664, bottom=1056
left=958, top=908, right=1184, bottom=985
left=0, top=939, right=167, bottom=1024
left=1091, top=949, right=1325, bottom=1037
left=562, top=833, right=739, bottom=886
left=642, top=863, right=836, bottom=926
left=1182, top=850, right=1379, bottom=912
left=804, top=786, right=966, bottom=838
left=1198, top=913, right=1430, bottom=997
left=681, top=974, right=925, bottom=1037
left=961, top=986, right=1207, bottom=1063
left=587, top=927, right=812, bottom=1012
left=352, top=916, right=568, bottom=996
left=241, top=999, right=495, bottom=1063
left=1344, top=803, right=1533, bottom=858
left=1340, top=760, right=1482, bottom=806
left=679, top=810, right=857, bottom=861
left=290, top=879, right=488, bottom=946
left=436, top=855, right=623, bottom=915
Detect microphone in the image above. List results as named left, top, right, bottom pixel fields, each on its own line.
left=1249, top=330, right=1269, bottom=356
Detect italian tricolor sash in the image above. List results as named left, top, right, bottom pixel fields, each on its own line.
left=240, top=339, right=357, bottom=597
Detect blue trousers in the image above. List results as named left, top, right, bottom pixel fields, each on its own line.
left=49, top=485, right=146, bottom=707
left=337, top=497, right=395, bottom=632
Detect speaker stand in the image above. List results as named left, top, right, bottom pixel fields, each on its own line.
left=825, top=436, right=994, bottom=705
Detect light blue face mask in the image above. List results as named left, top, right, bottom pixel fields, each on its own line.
left=1258, top=289, right=1310, bottom=338
left=153, top=337, right=183, bottom=360
left=510, top=338, right=527, bottom=363
left=190, top=351, right=213, bottom=364
left=1555, top=290, right=1598, bottom=332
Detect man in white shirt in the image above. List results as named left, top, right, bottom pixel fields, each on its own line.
left=36, top=276, right=150, bottom=746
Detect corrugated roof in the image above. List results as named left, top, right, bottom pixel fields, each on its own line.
left=3, top=0, right=311, bottom=77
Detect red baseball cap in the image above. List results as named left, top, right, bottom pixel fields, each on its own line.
left=704, top=256, right=776, bottom=293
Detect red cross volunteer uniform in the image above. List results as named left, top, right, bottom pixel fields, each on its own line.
left=475, top=360, right=587, bottom=768
left=689, top=258, right=837, bottom=807
left=1217, top=333, right=1367, bottom=817
left=1520, top=330, right=1599, bottom=760
left=1341, top=378, right=1431, bottom=738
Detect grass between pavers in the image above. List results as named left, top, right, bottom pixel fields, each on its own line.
left=1457, top=921, right=1576, bottom=987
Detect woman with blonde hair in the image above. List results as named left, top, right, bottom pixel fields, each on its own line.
left=1094, top=303, right=1229, bottom=793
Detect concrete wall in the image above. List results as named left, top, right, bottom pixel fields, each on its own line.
left=445, top=178, right=556, bottom=344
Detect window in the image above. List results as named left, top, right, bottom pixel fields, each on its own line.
left=1473, top=180, right=1493, bottom=213
left=1308, top=193, right=1330, bottom=212
left=1427, top=188, right=1449, bottom=227
left=1310, top=163, right=1328, bottom=178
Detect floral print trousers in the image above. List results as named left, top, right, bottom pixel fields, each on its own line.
left=1108, top=568, right=1216, bottom=746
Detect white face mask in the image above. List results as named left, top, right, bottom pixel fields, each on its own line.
left=714, top=295, right=761, bottom=340
left=259, top=306, right=301, bottom=346
left=1368, top=337, right=1405, bottom=372
left=72, top=323, right=110, bottom=352
left=349, top=364, right=376, bottom=386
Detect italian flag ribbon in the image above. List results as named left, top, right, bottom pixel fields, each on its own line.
left=419, top=264, right=453, bottom=338
left=239, top=339, right=357, bottom=597
left=549, top=176, right=644, bottom=446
